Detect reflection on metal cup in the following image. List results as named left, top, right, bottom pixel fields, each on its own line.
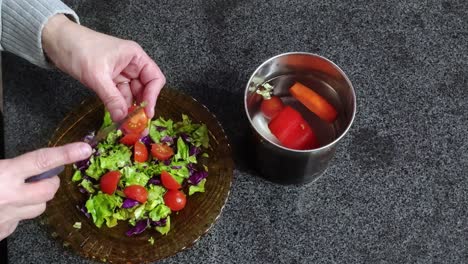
left=244, top=52, right=356, bottom=185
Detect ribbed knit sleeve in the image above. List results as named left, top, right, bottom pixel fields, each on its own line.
left=1, top=0, right=79, bottom=68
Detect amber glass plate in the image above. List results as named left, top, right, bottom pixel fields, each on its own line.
left=41, top=88, right=233, bottom=263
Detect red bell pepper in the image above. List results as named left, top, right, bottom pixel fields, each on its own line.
left=268, top=106, right=318, bottom=150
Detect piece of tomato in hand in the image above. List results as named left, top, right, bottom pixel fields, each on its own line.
left=289, top=82, right=338, bottom=123
left=124, top=185, right=148, bottom=203
left=134, top=141, right=148, bottom=163
left=121, top=105, right=149, bottom=135
left=151, top=143, right=174, bottom=160
left=161, top=171, right=181, bottom=190
left=260, top=96, right=284, bottom=119
left=100, top=170, right=121, bottom=195
left=164, top=190, right=186, bottom=211
left=268, top=106, right=319, bottom=150
left=120, top=134, right=139, bottom=146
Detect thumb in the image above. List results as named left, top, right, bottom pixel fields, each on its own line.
left=9, top=142, right=92, bottom=179
left=94, top=76, right=128, bottom=121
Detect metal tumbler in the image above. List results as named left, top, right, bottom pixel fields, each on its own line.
left=244, top=52, right=356, bottom=185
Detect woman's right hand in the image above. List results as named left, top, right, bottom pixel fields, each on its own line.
left=0, top=142, right=91, bottom=240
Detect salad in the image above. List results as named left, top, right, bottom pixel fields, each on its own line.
left=72, top=106, right=210, bottom=237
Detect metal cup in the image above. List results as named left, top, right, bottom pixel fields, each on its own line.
left=244, top=52, right=356, bottom=185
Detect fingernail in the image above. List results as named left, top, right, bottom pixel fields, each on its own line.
left=80, top=143, right=92, bottom=157
left=114, top=109, right=125, bottom=120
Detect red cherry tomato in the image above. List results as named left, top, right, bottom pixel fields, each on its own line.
left=121, top=106, right=148, bottom=135
left=161, top=171, right=181, bottom=190
left=124, top=185, right=148, bottom=203
left=120, top=134, right=139, bottom=146
left=100, top=171, right=121, bottom=195
left=164, top=190, right=186, bottom=211
left=151, top=143, right=174, bottom=160
left=134, top=141, right=148, bottom=163
left=260, top=96, right=284, bottom=119
left=268, top=106, right=318, bottom=150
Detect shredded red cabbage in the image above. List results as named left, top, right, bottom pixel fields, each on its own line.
left=122, top=198, right=140, bottom=209
left=76, top=204, right=90, bottom=218
left=180, top=133, right=191, bottom=143
left=171, top=165, right=182, bottom=169
left=160, top=135, right=174, bottom=145
left=156, top=126, right=166, bottom=131
left=188, top=170, right=208, bottom=185
left=149, top=176, right=162, bottom=185
left=75, top=159, right=90, bottom=172
left=125, top=219, right=149, bottom=236
left=163, top=159, right=172, bottom=166
left=140, top=135, right=153, bottom=147
left=189, top=145, right=201, bottom=156
left=150, top=218, right=167, bottom=227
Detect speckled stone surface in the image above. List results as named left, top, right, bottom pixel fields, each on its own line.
left=4, top=0, right=468, bottom=263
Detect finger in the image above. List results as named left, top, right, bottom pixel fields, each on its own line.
left=130, top=79, right=144, bottom=103
left=114, top=74, right=131, bottom=84
left=8, top=142, right=92, bottom=179
left=0, top=221, right=18, bottom=240
left=15, top=203, right=47, bottom=220
left=19, top=176, right=60, bottom=205
left=116, top=82, right=133, bottom=107
left=94, top=76, right=128, bottom=121
left=139, top=56, right=166, bottom=119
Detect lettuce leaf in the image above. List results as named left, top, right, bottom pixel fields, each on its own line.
left=189, top=178, right=206, bottom=195
left=149, top=204, right=171, bottom=222
left=155, top=216, right=171, bottom=235
left=85, top=193, right=122, bottom=228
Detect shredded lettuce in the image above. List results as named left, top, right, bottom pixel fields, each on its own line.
left=121, top=166, right=150, bottom=187
left=85, top=193, right=123, bottom=228
left=80, top=179, right=95, bottom=194
left=149, top=204, right=171, bottom=221
left=101, top=110, right=113, bottom=129
left=72, top=170, right=82, bottom=182
left=155, top=216, right=171, bottom=235
left=189, top=178, right=206, bottom=195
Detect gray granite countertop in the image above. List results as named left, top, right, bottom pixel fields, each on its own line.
left=4, top=0, right=468, bottom=263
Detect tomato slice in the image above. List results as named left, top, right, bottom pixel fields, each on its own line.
left=164, top=190, right=186, bottom=211
left=124, top=185, right=148, bottom=203
left=260, top=96, right=284, bottom=119
left=161, top=171, right=181, bottom=190
left=100, top=171, right=121, bottom=195
left=268, top=106, right=318, bottom=150
left=121, top=106, right=148, bottom=135
left=151, top=143, right=174, bottom=160
left=134, top=141, right=148, bottom=163
left=120, top=134, right=139, bottom=146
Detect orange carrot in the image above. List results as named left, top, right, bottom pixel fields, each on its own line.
left=289, top=82, right=338, bottom=123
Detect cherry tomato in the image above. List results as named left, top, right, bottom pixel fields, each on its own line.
left=124, top=185, right=148, bottom=203
left=134, top=141, right=148, bottom=163
left=151, top=143, right=174, bottom=160
left=260, top=96, right=284, bottom=119
left=120, top=134, right=139, bottom=146
left=100, top=171, right=121, bottom=195
left=161, top=171, right=181, bottom=190
left=121, top=106, right=148, bottom=135
left=164, top=190, right=186, bottom=211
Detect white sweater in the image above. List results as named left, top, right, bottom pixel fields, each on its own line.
left=1, top=0, right=79, bottom=68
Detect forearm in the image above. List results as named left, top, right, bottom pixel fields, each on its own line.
left=1, top=0, right=79, bottom=68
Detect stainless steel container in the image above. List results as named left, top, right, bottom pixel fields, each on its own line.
left=244, top=52, right=356, bottom=184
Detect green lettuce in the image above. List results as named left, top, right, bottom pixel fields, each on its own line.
left=101, top=110, right=113, bottom=129
left=72, top=170, right=82, bottom=182
left=189, top=178, right=206, bottom=195
left=121, top=166, right=150, bottom=187
left=149, top=204, right=171, bottom=221
left=80, top=179, right=95, bottom=193
left=85, top=193, right=122, bottom=228
left=149, top=117, right=175, bottom=143
left=155, top=216, right=171, bottom=235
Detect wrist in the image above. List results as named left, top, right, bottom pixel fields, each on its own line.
left=42, top=14, right=80, bottom=70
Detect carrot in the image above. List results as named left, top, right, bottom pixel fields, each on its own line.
left=289, top=82, right=338, bottom=123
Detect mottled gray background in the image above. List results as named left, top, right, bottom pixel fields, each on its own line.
left=4, top=0, right=468, bottom=263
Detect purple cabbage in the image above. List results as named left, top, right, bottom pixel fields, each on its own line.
left=163, top=159, right=172, bottom=166
left=122, top=198, right=140, bottom=209
left=75, top=158, right=90, bottom=173
left=160, top=135, right=174, bottom=145
left=150, top=218, right=167, bottom=227
left=149, top=176, right=161, bottom=185
left=188, top=170, right=208, bottom=185
left=140, top=135, right=153, bottom=147
left=180, top=133, right=191, bottom=143
left=82, top=131, right=98, bottom=148
left=125, top=219, right=149, bottom=236
left=189, top=146, right=201, bottom=156
left=78, top=187, right=88, bottom=194
left=76, top=204, right=90, bottom=218
left=171, top=165, right=182, bottom=169
left=156, top=126, right=166, bottom=131
left=187, top=163, right=196, bottom=174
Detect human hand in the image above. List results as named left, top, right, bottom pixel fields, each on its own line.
left=0, top=143, right=92, bottom=240
left=42, top=15, right=166, bottom=121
